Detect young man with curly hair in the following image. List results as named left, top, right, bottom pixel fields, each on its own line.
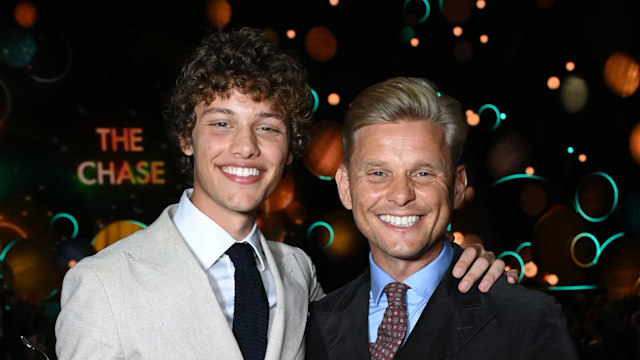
left=55, top=28, right=509, bottom=360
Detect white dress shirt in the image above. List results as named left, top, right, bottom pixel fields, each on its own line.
left=172, top=188, right=277, bottom=333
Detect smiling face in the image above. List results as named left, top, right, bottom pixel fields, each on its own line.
left=336, top=120, right=467, bottom=278
left=181, top=90, right=293, bottom=239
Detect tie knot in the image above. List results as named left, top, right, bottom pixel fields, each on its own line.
left=383, top=282, right=409, bottom=305
left=226, top=243, right=256, bottom=271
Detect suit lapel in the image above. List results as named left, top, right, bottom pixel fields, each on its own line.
left=125, top=207, right=243, bottom=359
left=397, top=244, right=499, bottom=360
left=315, top=271, right=371, bottom=360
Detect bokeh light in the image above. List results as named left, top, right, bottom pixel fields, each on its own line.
left=285, top=201, right=308, bottom=226
left=316, top=209, right=364, bottom=258
left=479, top=34, right=489, bottom=44
left=286, top=29, right=296, bottom=39
left=329, top=0, right=339, bottom=5
left=327, top=92, right=340, bottom=106
left=2, top=239, right=55, bottom=303
left=524, top=166, right=535, bottom=175
left=547, top=76, right=561, bottom=90
left=257, top=212, right=286, bottom=243
left=305, top=26, right=338, bottom=62
left=399, top=26, right=415, bottom=44
left=597, top=235, right=640, bottom=300
left=25, top=29, right=73, bottom=83
left=578, top=153, right=587, bottom=163
left=476, top=0, right=486, bottom=10
left=410, top=37, right=419, bottom=47
left=442, top=0, right=474, bottom=24
left=545, top=273, right=559, bottom=286
left=519, top=183, right=547, bottom=216
left=260, top=169, right=295, bottom=213
left=524, top=261, right=538, bottom=278
left=565, top=61, right=575, bottom=71
left=0, top=28, right=36, bottom=67
left=629, top=121, right=640, bottom=165
left=452, top=232, right=483, bottom=249
left=603, top=52, right=640, bottom=98
left=92, top=220, right=146, bottom=252
left=207, top=0, right=232, bottom=29
left=567, top=146, right=574, bottom=154
left=453, top=26, right=463, bottom=37
left=465, top=109, right=480, bottom=126
left=487, top=130, right=532, bottom=179
left=575, top=172, right=616, bottom=221
left=14, top=1, right=38, bottom=28
left=532, top=204, right=587, bottom=285
left=303, top=121, right=344, bottom=180
left=560, top=75, right=588, bottom=113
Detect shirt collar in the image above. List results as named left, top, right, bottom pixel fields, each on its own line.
left=369, top=239, right=454, bottom=306
left=173, top=188, right=266, bottom=271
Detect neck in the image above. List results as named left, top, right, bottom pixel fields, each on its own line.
left=372, top=240, right=444, bottom=282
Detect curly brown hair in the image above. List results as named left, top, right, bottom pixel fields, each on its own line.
left=165, top=27, right=314, bottom=181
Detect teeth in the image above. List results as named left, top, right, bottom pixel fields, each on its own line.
left=379, top=215, right=421, bottom=227
left=222, top=166, right=261, bottom=177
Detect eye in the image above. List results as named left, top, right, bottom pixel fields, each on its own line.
left=214, top=121, right=230, bottom=127
left=370, top=170, right=385, bottom=176
left=416, top=171, right=431, bottom=177
left=259, top=125, right=279, bottom=132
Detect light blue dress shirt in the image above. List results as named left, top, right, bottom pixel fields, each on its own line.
left=368, top=240, right=454, bottom=343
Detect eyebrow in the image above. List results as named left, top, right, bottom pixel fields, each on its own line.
left=202, top=107, right=283, bottom=120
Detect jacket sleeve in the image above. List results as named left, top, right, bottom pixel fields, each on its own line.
left=522, top=295, right=577, bottom=360
left=55, top=263, right=124, bottom=360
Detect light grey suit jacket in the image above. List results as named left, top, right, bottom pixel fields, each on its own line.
left=55, top=204, right=324, bottom=360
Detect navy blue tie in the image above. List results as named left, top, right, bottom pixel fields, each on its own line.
left=226, top=243, right=269, bottom=360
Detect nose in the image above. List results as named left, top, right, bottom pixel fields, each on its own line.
left=230, top=126, right=259, bottom=158
left=387, top=175, right=415, bottom=206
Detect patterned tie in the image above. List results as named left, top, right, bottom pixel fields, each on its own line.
left=370, top=282, right=410, bottom=360
left=226, top=243, right=269, bottom=360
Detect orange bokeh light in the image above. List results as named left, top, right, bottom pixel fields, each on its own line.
left=305, top=26, right=338, bottom=62
left=466, top=109, right=480, bottom=126
left=578, top=153, right=587, bottom=163
left=207, top=0, right=232, bottom=29
left=566, top=61, right=575, bottom=71
left=544, top=273, right=559, bottom=286
left=14, top=1, right=37, bottom=28
left=603, top=52, right=640, bottom=98
left=479, top=34, right=489, bottom=44
left=286, top=29, right=296, bottom=39
left=327, top=92, right=340, bottom=106
left=329, top=0, right=339, bottom=6
left=525, top=166, right=535, bottom=175
left=547, top=76, right=561, bottom=90
left=453, top=26, right=463, bottom=37
left=476, top=0, right=486, bottom=9
left=410, top=37, right=419, bottom=47
left=303, top=121, right=344, bottom=179
left=524, top=261, right=538, bottom=278
left=630, top=122, right=640, bottom=165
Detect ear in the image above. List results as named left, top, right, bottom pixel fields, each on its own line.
left=453, top=165, right=468, bottom=210
left=180, top=136, right=193, bottom=156
left=285, top=150, right=294, bottom=166
left=334, top=164, right=353, bottom=210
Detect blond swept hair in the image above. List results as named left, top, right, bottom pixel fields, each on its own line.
left=343, top=77, right=468, bottom=168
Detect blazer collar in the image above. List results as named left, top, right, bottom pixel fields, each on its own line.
left=124, top=205, right=243, bottom=359
left=314, top=271, right=372, bottom=360
left=395, top=244, right=499, bottom=359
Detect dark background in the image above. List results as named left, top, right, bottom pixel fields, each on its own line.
left=1, top=0, right=639, bottom=358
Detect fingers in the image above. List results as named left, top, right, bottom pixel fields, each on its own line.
left=506, top=268, right=519, bottom=284
left=452, top=243, right=481, bottom=279
left=457, top=253, right=497, bottom=293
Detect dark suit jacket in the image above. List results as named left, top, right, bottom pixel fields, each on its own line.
left=306, top=244, right=577, bottom=360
